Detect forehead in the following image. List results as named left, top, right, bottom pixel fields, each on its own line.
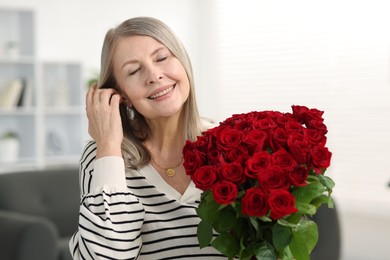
left=115, top=35, right=165, bottom=58
left=113, top=35, right=166, bottom=73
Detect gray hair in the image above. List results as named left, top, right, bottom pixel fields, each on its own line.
left=98, top=17, right=203, bottom=169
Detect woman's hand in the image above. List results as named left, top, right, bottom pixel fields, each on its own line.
left=86, top=83, right=124, bottom=158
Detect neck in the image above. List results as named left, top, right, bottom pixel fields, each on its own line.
left=145, top=114, right=185, bottom=160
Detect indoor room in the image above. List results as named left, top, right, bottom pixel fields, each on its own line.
left=0, top=0, right=389, bottom=259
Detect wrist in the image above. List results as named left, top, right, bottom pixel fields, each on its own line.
left=95, top=141, right=122, bottom=159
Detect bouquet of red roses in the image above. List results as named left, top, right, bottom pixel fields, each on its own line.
left=183, top=105, right=334, bottom=260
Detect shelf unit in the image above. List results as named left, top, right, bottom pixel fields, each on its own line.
left=0, top=8, right=87, bottom=173
left=41, top=62, right=87, bottom=167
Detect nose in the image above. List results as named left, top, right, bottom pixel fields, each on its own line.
left=146, top=65, right=163, bottom=85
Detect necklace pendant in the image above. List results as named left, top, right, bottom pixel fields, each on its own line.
left=166, top=168, right=176, bottom=177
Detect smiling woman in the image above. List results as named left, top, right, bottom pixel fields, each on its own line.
left=69, top=16, right=227, bottom=260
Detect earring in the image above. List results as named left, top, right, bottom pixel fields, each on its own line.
left=127, top=106, right=135, bottom=120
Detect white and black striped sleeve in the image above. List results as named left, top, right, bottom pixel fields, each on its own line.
left=69, top=141, right=145, bottom=260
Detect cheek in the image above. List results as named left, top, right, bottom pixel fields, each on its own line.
left=176, top=66, right=190, bottom=97
left=182, top=78, right=190, bottom=99
left=170, top=59, right=189, bottom=81
left=119, top=83, right=143, bottom=106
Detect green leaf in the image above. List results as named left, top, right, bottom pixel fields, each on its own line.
left=310, top=194, right=331, bottom=209
left=286, top=213, right=303, bottom=225
left=272, top=223, right=292, bottom=251
left=253, top=241, right=278, bottom=260
left=211, top=232, right=240, bottom=258
left=234, top=218, right=253, bottom=241
left=240, top=239, right=258, bottom=260
left=250, top=217, right=259, bottom=232
left=200, top=190, right=211, bottom=200
left=258, top=215, right=273, bottom=222
left=327, top=196, right=334, bottom=208
left=196, top=196, right=220, bottom=224
left=279, top=246, right=294, bottom=260
left=293, top=181, right=326, bottom=204
left=317, top=174, right=335, bottom=190
left=290, top=220, right=318, bottom=260
left=214, top=207, right=238, bottom=233
left=295, top=202, right=317, bottom=215
left=306, top=175, right=319, bottom=182
left=239, top=251, right=253, bottom=260
left=197, top=220, right=213, bottom=248
left=277, top=218, right=298, bottom=228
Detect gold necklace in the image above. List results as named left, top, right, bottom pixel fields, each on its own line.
left=151, top=156, right=183, bottom=177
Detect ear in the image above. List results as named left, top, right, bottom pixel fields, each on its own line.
left=121, top=95, right=133, bottom=108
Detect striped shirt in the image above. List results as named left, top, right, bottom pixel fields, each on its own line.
left=69, top=141, right=226, bottom=259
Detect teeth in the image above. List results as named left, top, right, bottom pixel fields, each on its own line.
left=149, top=85, right=174, bottom=99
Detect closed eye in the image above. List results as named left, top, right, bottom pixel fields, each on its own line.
left=157, top=56, right=167, bottom=62
left=129, top=68, right=140, bottom=76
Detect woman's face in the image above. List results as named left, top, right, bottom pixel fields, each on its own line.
left=113, top=35, right=190, bottom=120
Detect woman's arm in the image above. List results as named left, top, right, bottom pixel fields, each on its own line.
left=69, top=141, right=145, bottom=260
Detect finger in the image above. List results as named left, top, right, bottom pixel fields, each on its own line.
left=96, top=88, right=119, bottom=105
left=86, top=84, right=96, bottom=111
left=90, top=81, right=98, bottom=89
left=110, top=93, right=122, bottom=108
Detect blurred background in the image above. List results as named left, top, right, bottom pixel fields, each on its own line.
left=0, top=0, right=389, bottom=259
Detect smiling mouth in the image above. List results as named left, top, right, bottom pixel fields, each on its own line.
left=148, top=85, right=175, bottom=99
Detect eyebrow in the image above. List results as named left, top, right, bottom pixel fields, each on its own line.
left=120, top=46, right=167, bottom=70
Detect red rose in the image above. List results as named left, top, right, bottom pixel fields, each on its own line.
left=289, top=165, right=309, bottom=186
left=285, top=120, right=305, bottom=134
left=306, top=119, right=328, bottom=134
left=245, top=151, right=272, bottom=179
left=257, top=110, right=282, bottom=120
left=183, top=149, right=206, bottom=176
left=304, top=128, right=327, bottom=147
left=291, top=105, right=309, bottom=120
left=241, top=187, right=269, bottom=217
left=244, top=129, right=268, bottom=154
left=212, top=181, right=238, bottom=205
left=219, top=162, right=246, bottom=185
left=207, top=147, right=225, bottom=166
left=292, top=105, right=324, bottom=124
left=310, top=146, right=332, bottom=173
left=221, top=113, right=251, bottom=128
left=217, top=128, right=244, bottom=150
left=268, top=189, right=297, bottom=220
left=224, top=146, right=249, bottom=164
left=258, top=166, right=290, bottom=191
left=287, top=133, right=311, bottom=164
left=182, top=140, right=195, bottom=156
left=271, top=148, right=297, bottom=172
left=192, top=166, right=218, bottom=190
left=204, top=125, right=221, bottom=137
left=254, top=117, right=278, bottom=130
left=233, top=120, right=254, bottom=132
left=275, top=113, right=294, bottom=127
left=195, top=134, right=213, bottom=153
left=270, top=127, right=288, bottom=151
left=305, top=108, right=324, bottom=122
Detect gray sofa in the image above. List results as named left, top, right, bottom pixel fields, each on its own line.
left=0, top=167, right=79, bottom=260
left=311, top=203, right=341, bottom=260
